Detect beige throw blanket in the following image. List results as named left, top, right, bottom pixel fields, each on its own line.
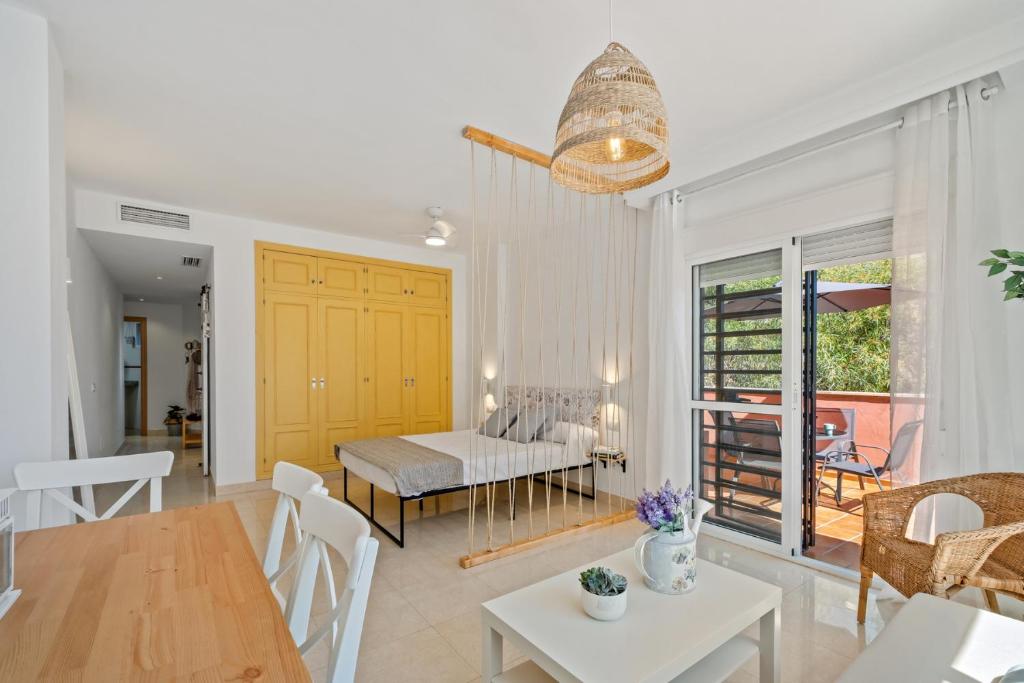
left=335, top=437, right=463, bottom=497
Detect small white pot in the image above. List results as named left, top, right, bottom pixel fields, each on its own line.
left=580, top=586, right=627, bottom=621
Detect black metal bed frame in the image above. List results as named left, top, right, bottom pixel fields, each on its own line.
left=343, top=463, right=597, bottom=548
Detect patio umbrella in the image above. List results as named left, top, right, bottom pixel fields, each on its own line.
left=720, top=281, right=891, bottom=315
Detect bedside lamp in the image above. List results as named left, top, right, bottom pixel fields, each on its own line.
left=483, top=376, right=497, bottom=414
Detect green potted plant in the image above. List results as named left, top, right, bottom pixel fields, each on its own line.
left=164, top=404, right=184, bottom=436
left=579, top=566, right=628, bottom=621
left=980, top=249, right=1024, bottom=301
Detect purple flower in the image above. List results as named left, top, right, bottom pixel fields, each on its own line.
left=635, top=479, right=694, bottom=532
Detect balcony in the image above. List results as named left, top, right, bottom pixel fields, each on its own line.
left=699, top=390, right=895, bottom=569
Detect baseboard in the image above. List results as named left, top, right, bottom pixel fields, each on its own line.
left=213, top=467, right=343, bottom=496
left=214, top=479, right=272, bottom=496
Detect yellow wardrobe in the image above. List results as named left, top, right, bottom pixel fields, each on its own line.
left=255, top=243, right=451, bottom=478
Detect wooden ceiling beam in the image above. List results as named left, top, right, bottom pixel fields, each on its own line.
left=462, top=125, right=552, bottom=169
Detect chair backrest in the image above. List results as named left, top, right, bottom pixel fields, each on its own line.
left=716, top=412, right=742, bottom=455
left=886, top=420, right=923, bottom=471
left=284, top=491, right=377, bottom=683
left=14, top=451, right=173, bottom=530
left=263, top=461, right=326, bottom=583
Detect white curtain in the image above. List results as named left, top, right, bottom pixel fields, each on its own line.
left=890, top=78, right=1018, bottom=539
left=645, top=190, right=691, bottom=491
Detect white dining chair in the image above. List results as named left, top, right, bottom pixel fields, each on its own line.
left=283, top=490, right=378, bottom=683
left=263, top=461, right=326, bottom=606
left=13, top=451, right=174, bottom=530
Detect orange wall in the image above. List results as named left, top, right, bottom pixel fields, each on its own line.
left=702, top=391, right=891, bottom=466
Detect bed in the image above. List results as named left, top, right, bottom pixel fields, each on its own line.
left=337, top=386, right=601, bottom=547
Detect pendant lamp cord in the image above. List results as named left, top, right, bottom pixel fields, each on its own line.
left=608, top=0, right=614, bottom=42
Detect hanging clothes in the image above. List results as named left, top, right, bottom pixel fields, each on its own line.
left=185, top=339, right=203, bottom=416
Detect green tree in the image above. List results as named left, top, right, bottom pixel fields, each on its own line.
left=702, top=260, right=891, bottom=394
left=815, top=260, right=891, bottom=393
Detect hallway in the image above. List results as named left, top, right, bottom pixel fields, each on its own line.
left=93, top=434, right=214, bottom=514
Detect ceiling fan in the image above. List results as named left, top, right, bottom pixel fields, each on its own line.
left=403, top=206, right=456, bottom=247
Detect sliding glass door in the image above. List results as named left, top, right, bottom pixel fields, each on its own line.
left=692, top=248, right=791, bottom=544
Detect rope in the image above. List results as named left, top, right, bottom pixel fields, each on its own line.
left=465, top=138, right=642, bottom=559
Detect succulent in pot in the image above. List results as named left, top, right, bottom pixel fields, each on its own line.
left=579, top=566, right=628, bottom=621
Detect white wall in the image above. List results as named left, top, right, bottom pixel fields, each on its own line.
left=74, top=189, right=468, bottom=487
left=67, top=226, right=124, bottom=455
left=501, top=201, right=652, bottom=497
left=123, top=300, right=188, bottom=432
left=181, top=297, right=202, bottom=344
left=0, top=6, right=68, bottom=527
left=682, top=127, right=896, bottom=260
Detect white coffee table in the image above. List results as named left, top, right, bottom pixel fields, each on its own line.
left=481, top=548, right=782, bottom=682
left=838, top=593, right=1024, bottom=682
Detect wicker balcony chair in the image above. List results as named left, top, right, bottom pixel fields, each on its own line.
left=857, top=472, right=1024, bottom=623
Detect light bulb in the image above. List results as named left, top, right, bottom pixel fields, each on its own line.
left=425, top=235, right=446, bottom=247
left=607, top=136, right=625, bottom=162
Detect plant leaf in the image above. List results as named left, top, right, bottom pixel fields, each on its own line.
left=989, top=263, right=1008, bottom=276
left=1005, top=274, right=1022, bottom=291
left=1011, top=257, right=1024, bottom=267
left=992, top=249, right=1010, bottom=258
left=1005, top=290, right=1019, bottom=301
left=979, top=257, right=1000, bottom=266
left=1009, top=251, right=1024, bottom=259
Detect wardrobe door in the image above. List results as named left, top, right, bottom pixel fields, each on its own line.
left=366, top=264, right=407, bottom=303
left=318, top=298, right=363, bottom=467
left=366, top=302, right=409, bottom=436
left=407, top=271, right=447, bottom=308
left=264, top=292, right=318, bottom=469
left=407, top=306, right=449, bottom=434
left=264, top=250, right=318, bottom=294
left=318, top=258, right=364, bottom=298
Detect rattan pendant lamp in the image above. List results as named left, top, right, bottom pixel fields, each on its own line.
left=550, top=2, right=669, bottom=194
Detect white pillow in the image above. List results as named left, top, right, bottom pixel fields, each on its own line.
left=542, top=421, right=598, bottom=450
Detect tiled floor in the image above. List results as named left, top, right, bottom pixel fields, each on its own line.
left=803, top=472, right=890, bottom=570
left=97, top=436, right=1020, bottom=682
left=709, top=469, right=883, bottom=571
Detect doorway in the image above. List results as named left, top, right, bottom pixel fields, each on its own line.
left=123, top=316, right=147, bottom=436
left=801, top=257, right=894, bottom=568
left=691, top=220, right=897, bottom=564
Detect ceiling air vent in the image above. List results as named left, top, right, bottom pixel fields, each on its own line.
left=119, top=203, right=191, bottom=230
left=182, top=256, right=203, bottom=268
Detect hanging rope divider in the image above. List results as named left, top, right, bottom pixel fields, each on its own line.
left=460, top=125, right=639, bottom=570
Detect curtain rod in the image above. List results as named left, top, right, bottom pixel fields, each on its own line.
left=679, top=85, right=1001, bottom=198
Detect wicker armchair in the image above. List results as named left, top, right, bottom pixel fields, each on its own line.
left=857, top=473, right=1024, bottom=623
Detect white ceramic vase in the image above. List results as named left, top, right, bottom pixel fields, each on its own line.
left=633, top=530, right=697, bottom=594
left=633, top=500, right=712, bottom=595
left=580, top=586, right=627, bottom=621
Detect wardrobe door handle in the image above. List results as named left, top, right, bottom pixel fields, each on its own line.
left=311, top=378, right=317, bottom=390
left=320, top=377, right=325, bottom=388
left=410, top=377, right=415, bottom=387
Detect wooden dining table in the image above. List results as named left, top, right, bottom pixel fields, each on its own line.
left=0, top=501, right=310, bottom=681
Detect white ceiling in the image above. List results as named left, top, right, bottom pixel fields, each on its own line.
left=15, top=0, right=1024, bottom=247
left=81, top=229, right=211, bottom=303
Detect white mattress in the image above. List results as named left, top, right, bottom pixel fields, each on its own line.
left=338, top=425, right=597, bottom=497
